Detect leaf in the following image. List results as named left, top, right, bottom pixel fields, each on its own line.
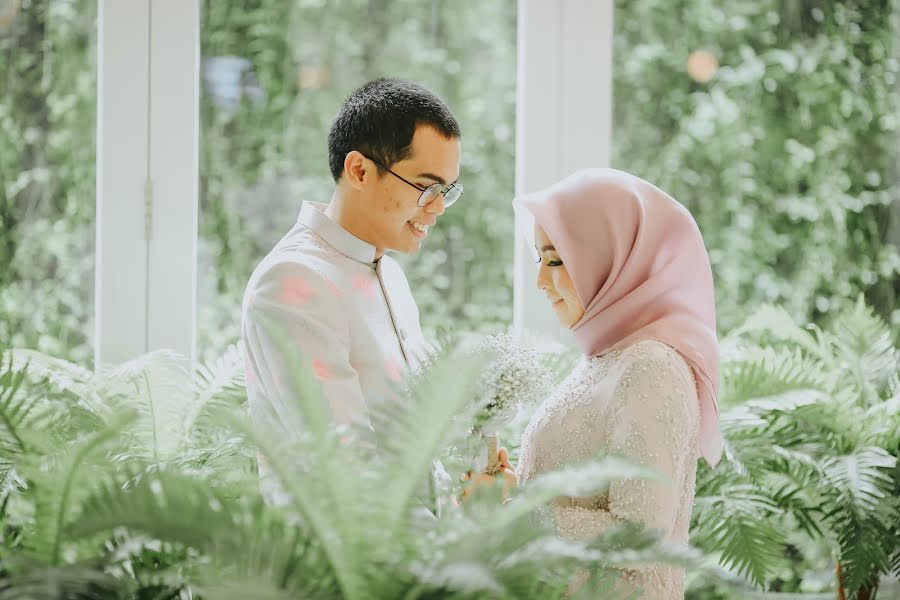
left=692, top=484, right=786, bottom=586
left=22, top=411, right=137, bottom=565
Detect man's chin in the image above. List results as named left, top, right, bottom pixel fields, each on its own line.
left=397, top=232, right=424, bottom=254
left=401, top=241, right=423, bottom=253
left=384, top=239, right=422, bottom=255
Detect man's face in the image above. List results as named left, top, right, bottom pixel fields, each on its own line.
left=362, top=125, right=461, bottom=254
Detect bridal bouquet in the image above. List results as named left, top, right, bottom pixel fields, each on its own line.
left=469, top=334, right=553, bottom=474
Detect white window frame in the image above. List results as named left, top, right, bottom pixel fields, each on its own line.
left=95, top=0, right=199, bottom=368
left=94, top=0, right=609, bottom=366
left=513, top=0, right=615, bottom=344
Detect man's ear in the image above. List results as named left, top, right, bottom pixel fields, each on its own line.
left=343, top=151, right=369, bottom=191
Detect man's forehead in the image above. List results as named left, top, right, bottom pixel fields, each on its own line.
left=400, top=139, right=460, bottom=181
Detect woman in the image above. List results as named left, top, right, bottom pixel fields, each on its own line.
left=497, top=168, right=723, bottom=598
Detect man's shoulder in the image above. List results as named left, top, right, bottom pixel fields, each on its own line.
left=249, top=227, right=342, bottom=285
left=244, top=235, right=343, bottom=311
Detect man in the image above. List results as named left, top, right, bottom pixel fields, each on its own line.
left=241, top=78, right=462, bottom=468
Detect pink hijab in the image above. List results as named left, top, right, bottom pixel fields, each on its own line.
left=516, top=168, right=723, bottom=467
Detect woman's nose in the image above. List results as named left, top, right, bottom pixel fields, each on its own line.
left=535, top=263, right=550, bottom=291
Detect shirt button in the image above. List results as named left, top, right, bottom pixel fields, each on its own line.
left=399, top=328, right=408, bottom=340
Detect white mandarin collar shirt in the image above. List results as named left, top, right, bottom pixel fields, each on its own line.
left=242, top=201, right=429, bottom=433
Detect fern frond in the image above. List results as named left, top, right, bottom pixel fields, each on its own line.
left=862, top=396, right=900, bottom=448
left=692, top=484, right=786, bottom=586
left=819, top=447, right=897, bottom=591
left=21, top=411, right=137, bottom=566
left=223, top=412, right=358, bottom=599
left=97, top=351, right=194, bottom=463
left=0, top=355, right=105, bottom=466
left=69, top=469, right=339, bottom=598
left=821, top=447, right=895, bottom=515
left=491, top=456, right=663, bottom=531
left=0, top=356, right=37, bottom=458
left=720, top=347, right=827, bottom=406
left=833, top=509, right=893, bottom=594
left=830, top=295, right=898, bottom=390
left=199, top=520, right=338, bottom=599
left=368, top=351, right=487, bottom=532
left=761, top=470, right=824, bottom=537
left=186, top=343, right=248, bottom=442
left=731, top=305, right=829, bottom=360
left=891, top=541, right=900, bottom=578
left=4, top=349, right=93, bottom=397
left=0, top=556, right=124, bottom=600
left=225, top=315, right=364, bottom=596
left=191, top=580, right=299, bottom=600
left=68, top=468, right=240, bottom=550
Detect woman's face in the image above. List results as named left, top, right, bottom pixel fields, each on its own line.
left=534, top=224, right=585, bottom=328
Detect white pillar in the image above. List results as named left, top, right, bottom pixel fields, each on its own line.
left=145, top=0, right=200, bottom=364
left=95, top=0, right=151, bottom=368
left=95, top=0, right=199, bottom=368
left=513, top=0, right=614, bottom=343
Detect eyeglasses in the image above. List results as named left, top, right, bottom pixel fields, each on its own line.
left=366, top=156, right=463, bottom=208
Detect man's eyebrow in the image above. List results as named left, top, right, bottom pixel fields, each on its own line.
left=535, top=244, right=556, bottom=252
left=416, top=172, right=460, bottom=186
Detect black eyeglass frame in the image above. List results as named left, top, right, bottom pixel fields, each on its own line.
left=365, top=155, right=463, bottom=208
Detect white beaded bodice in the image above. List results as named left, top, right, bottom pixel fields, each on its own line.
left=517, top=340, right=701, bottom=599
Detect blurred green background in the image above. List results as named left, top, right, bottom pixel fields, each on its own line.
left=2, top=0, right=896, bottom=368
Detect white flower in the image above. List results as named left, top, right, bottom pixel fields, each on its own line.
left=469, top=334, right=553, bottom=434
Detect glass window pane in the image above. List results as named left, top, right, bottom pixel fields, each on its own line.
left=0, top=0, right=97, bottom=365
left=197, top=1, right=517, bottom=359
left=613, top=1, right=900, bottom=330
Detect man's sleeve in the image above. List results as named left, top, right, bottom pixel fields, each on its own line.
left=242, top=261, right=369, bottom=434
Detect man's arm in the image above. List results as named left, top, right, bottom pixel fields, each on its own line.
left=242, top=261, right=369, bottom=435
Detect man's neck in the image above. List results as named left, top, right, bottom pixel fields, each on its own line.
left=324, top=191, right=385, bottom=260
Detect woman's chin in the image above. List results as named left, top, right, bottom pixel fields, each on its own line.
left=549, top=305, right=571, bottom=327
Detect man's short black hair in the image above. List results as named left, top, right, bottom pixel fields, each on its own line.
left=327, top=78, right=461, bottom=182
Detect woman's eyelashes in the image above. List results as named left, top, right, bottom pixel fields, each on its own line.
left=535, top=256, right=563, bottom=267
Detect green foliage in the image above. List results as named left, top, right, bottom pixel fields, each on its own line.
left=0, top=335, right=687, bottom=599
left=691, top=298, right=900, bottom=598
left=614, top=0, right=900, bottom=332
left=0, top=0, right=97, bottom=366
left=4, top=298, right=898, bottom=598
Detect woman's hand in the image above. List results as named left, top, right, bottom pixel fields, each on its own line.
left=460, top=447, right=517, bottom=502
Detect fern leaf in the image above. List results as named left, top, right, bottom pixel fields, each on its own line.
left=185, top=342, right=248, bottom=443
left=831, top=296, right=898, bottom=389
left=732, top=305, right=829, bottom=360
left=369, top=351, right=487, bottom=532
left=0, top=356, right=36, bottom=457
left=70, top=470, right=339, bottom=598
left=23, top=411, right=137, bottom=565
left=692, top=484, right=786, bottom=586
left=0, top=557, right=122, bottom=600
left=721, top=347, right=827, bottom=406
left=224, top=413, right=359, bottom=599
left=821, top=447, right=895, bottom=514
left=98, top=350, right=194, bottom=462
left=494, top=456, right=664, bottom=531
left=4, top=349, right=93, bottom=397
